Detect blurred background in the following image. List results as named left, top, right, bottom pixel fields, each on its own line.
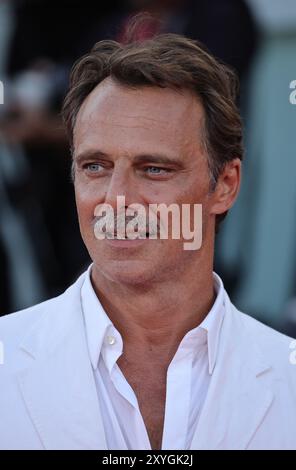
left=0, top=0, right=295, bottom=337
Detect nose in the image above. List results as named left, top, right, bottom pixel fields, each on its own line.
left=103, top=161, right=138, bottom=210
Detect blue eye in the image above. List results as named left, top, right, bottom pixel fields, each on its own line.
left=86, top=163, right=102, bottom=172
left=146, top=166, right=167, bottom=175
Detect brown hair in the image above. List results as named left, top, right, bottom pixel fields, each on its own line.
left=62, top=15, right=243, bottom=231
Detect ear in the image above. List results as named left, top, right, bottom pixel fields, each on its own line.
left=209, top=158, right=241, bottom=216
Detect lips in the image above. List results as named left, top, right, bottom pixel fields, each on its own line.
left=108, top=231, right=150, bottom=239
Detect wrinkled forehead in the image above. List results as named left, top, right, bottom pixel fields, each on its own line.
left=73, top=78, right=206, bottom=158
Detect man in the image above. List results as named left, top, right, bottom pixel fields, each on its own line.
left=0, top=26, right=296, bottom=450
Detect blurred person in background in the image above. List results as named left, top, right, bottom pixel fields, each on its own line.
left=0, top=0, right=47, bottom=313
left=218, top=0, right=296, bottom=330
left=82, top=0, right=257, bottom=80
left=0, top=0, right=121, bottom=312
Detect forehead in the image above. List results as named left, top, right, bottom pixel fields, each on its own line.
left=73, top=78, right=205, bottom=157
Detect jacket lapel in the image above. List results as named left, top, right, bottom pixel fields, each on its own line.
left=17, top=273, right=107, bottom=450
left=190, top=291, right=274, bottom=450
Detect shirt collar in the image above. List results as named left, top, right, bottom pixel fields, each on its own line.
left=198, top=272, right=225, bottom=374
left=171, top=271, right=225, bottom=374
left=81, top=264, right=114, bottom=371
left=81, top=264, right=225, bottom=375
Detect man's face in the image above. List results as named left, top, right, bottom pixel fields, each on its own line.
left=73, top=78, right=218, bottom=285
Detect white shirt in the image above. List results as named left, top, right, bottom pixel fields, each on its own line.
left=81, top=265, right=226, bottom=450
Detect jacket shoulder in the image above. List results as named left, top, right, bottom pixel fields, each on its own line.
left=234, top=307, right=296, bottom=380
left=238, top=309, right=295, bottom=346
left=0, top=295, right=62, bottom=349
left=0, top=270, right=87, bottom=350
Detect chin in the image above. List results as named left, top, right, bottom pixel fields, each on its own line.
left=94, top=259, right=158, bottom=287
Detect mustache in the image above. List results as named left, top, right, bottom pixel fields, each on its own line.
left=92, top=210, right=159, bottom=238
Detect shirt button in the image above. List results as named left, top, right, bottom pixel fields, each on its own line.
left=106, top=335, right=116, bottom=346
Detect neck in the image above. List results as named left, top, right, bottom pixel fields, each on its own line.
left=91, top=257, right=216, bottom=362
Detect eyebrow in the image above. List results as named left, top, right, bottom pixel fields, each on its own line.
left=74, top=150, right=184, bottom=167
left=75, top=150, right=108, bottom=165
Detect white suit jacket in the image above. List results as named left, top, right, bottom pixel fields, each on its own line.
left=0, top=270, right=296, bottom=450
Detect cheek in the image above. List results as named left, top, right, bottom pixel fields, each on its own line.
left=74, top=184, right=98, bottom=229
left=140, top=181, right=193, bottom=205
left=185, top=175, right=211, bottom=203
left=75, top=178, right=107, bottom=213
left=75, top=176, right=105, bottom=200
